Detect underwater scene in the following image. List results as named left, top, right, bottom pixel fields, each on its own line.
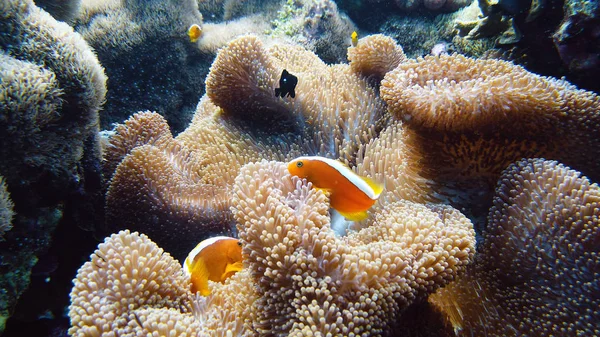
left=1, top=0, right=599, bottom=336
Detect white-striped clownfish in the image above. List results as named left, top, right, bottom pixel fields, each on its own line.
left=287, top=156, right=383, bottom=221
left=183, top=236, right=243, bottom=296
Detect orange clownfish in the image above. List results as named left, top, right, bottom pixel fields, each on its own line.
left=183, top=236, right=243, bottom=296
left=187, top=23, right=202, bottom=43
left=287, top=156, right=383, bottom=221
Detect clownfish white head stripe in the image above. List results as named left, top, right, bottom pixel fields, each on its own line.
left=287, top=156, right=383, bottom=221
left=184, top=236, right=230, bottom=276
left=183, top=236, right=243, bottom=296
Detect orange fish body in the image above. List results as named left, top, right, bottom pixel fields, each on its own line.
left=187, top=23, right=202, bottom=42
left=287, top=156, right=383, bottom=221
left=183, top=236, right=243, bottom=296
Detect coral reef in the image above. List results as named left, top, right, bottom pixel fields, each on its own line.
left=0, top=0, right=106, bottom=331
left=456, top=0, right=600, bottom=92
left=200, top=0, right=357, bottom=63
left=268, top=0, right=357, bottom=63
left=73, top=0, right=208, bottom=132
left=72, top=0, right=359, bottom=132
left=453, top=0, right=518, bottom=43
left=430, top=158, right=600, bottom=336
left=553, top=0, right=600, bottom=83
left=196, top=16, right=270, bottom=54
left=391, top=0, right=473, bottom=12
left=381, top=53, right=600, bottom=223
left=69, top=160, right=475, bottom=336
left=379, top=16, right=445, bottom=58
left=343, top=0, right=472, bottom=14
left=0, top=177, right=14, bottom=240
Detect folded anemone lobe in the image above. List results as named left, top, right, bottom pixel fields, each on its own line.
left=68, top=230, right=195, bottom=337
left=103, top=111, right=172, bottom=179
left=430, top=158, right=600, bottom=336
left=204, top=35, right=389, bottom=162
left=381, top=54, right=599, bottom=136
left=205, top=35, right=295, bottom=134
left=104, top=105, right=261, bottom=257
left=69, top=231, right=257, bottom=336
left=105, top=142, right=235, bottom=258
left=380, top=53, right=600, bottom=220
left=230, top=161, right=475, bottom=336
left=348, top=34, right=407, bottom=84
left=1, top=0, right=106, bottom=204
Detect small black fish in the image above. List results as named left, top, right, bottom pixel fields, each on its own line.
left=275, top=69, right=298, bottom=98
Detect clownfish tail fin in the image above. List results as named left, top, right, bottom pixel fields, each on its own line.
left=361, top=176, right=384, bottom=197
left=222, top=261, right=244, bottom=280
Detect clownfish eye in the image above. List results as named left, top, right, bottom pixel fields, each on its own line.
left=237, top=241, right=242, bottom=247
left=296, top=161, right=303, bottom=168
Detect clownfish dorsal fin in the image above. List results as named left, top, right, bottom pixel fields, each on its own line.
left=360, top=176, right=384, bottom=197
left=338, top=209, right=369, bottom=222
left=221, top=261, right=244, bottom=280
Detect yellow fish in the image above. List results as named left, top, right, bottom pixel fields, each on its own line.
left=351, top=31, right=358, bottom=47
left=187, top=23, right=202, bottom=43
left=183, top=236, right=243, bottom=296
left=287, top=156, right=383, bottom=221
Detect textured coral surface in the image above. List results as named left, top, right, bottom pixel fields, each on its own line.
left=381, top=53, right=600, bottom=226
left=103, top=35, right=430, bottom=259
left=0, top=0, right=106, bottom=332
left=69, top=160, right=476, bottom=336
left=87, top=33, right=600, bottom=335
left=430, top=158, right=600, bottom=336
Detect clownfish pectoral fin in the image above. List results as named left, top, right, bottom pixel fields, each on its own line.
left=192, top=259, right=211, bottom=296
left=313, top=187, right=332, bottom=196
left=361, top=176, right=384, bottom=197
left=221, top=261, right=244, bottom=280
left=338, top=209, right=369, bottom=222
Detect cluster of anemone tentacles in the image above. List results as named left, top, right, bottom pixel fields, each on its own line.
left=71, top=33, right=600, bottom=336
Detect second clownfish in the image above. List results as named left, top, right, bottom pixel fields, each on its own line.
left=187, top=24, right=202, bottom=43
left=351, top=31, right=358, bottom=47
left=287, top=156, right=383, bottom=221
left=183, top=236, right=243, bottom=296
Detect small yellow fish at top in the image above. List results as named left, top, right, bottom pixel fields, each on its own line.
left=187, top=23, right=202, bottom=43
left=351, top=31, right=358, bottom=47
left=183, top=236, right=243, bottom=296
left=287, top=156, right=383, bottom=221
